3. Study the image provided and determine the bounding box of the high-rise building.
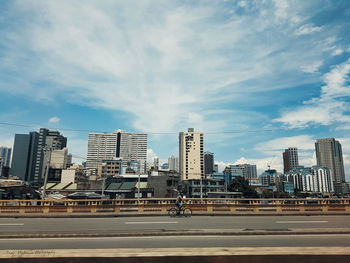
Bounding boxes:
[286,166,334,193]
[87,130,147,172]
[86,131,119,169]
[11,129,66,182]
[315,138,345,184]
[224,164,257,181]
[179,128,204,180]
[117,131,147,165]
[33,128,67,182]
[0,147,12,167]
[214,164,219,173]
[235,164,257,179]
[283,147,299,173]
[168,155,179,172]
[204,152,214,176]
[11,132,39,181]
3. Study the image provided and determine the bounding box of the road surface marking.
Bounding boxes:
[125,221,178,224]
[0,223,24,226]
[276,221,328,224]
[1,234,350,241]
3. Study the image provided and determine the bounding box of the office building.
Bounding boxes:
[283,147,299,173]
[315,138,345,184]
[168,155,179,172]
[48,148,70,181]
[286,166,334,193]
[153,157,159,170]
[86,131,119,169]
[33,128,67,182]
[259,169,277,186]
[224,164,257,181]
[0,147,11,178]
[214,164,219,173]
[11,129,66,183]
[179,128,204,180]
[204,152,214,176]
[0,147,12,167]
[11,132,39,181]
[87,130,147,173]
[235,164,257,179]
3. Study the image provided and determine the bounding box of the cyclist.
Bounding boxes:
[175,193,183,215]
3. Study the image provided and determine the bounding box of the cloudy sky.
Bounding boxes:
[0,0,349,179]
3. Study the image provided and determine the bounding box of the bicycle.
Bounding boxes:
[168,205,192,217]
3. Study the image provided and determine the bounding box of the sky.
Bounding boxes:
[0,0,349,179]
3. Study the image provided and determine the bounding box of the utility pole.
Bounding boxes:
[101,177,106,198]
[42,145,52,200]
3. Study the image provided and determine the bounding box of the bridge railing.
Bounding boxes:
[0,198,349,214]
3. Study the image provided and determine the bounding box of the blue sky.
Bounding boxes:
[0,0,349,179]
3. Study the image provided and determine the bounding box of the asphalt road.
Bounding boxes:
[1,235,350,249]
[0,215,349,234]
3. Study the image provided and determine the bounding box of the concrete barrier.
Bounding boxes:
[0,198,349,215]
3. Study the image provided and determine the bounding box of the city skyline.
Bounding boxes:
[3,126,348,181]
[0,1,349,179]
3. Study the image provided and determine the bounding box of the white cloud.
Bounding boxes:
[48,117,60,124]
[331,48,344,56]
[232,156,283,175]
[300,60,323,74]
[147,149,158,163]
[295,24,322,36]
[213,161,228,173]
[255,135,315,152]
[273,0,289,20]
[238,1,247,8]
[0,0,343,136]
[275,58,350,128]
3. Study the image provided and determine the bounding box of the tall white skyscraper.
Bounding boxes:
[87,130,147,172]
[86,131,119,169]
[179,128,204,180]
[117,131,147,164]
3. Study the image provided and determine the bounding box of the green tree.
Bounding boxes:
[228,176,258,198]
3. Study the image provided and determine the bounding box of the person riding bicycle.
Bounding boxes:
[175,193,183,215]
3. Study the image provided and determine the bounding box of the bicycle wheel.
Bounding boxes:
[182,207,192,217]
[168,208,178,217]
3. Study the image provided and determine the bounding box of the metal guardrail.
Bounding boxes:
[0,198,349,214]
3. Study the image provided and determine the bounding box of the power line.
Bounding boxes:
[0,121,306,135]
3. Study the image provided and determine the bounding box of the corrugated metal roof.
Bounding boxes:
[119,181,136,190]
[39,183,57,190]
[65,183,77,190]
[135,182,148,189]
[106,182,122,190]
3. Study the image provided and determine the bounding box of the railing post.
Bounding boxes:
[138,204,144,213]
[161,203,168,213]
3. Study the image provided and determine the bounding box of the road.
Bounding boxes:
[0,215,349,234]
[1,215,350,249]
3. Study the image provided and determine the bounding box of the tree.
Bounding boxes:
[228,176,258,198]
